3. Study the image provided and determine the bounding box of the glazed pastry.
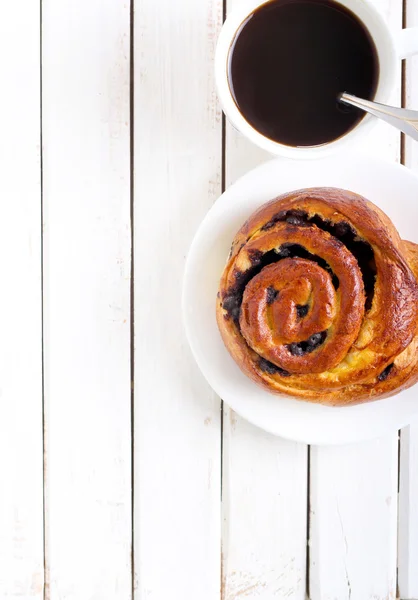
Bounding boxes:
[216,187,418,405]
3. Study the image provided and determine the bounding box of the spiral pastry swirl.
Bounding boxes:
[216,188,418,405]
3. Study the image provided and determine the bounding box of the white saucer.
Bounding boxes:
[183,153,418,445]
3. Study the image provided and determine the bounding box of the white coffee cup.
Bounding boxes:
[215,0,418,159]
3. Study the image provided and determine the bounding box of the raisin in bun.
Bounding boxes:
[216,187,418,406]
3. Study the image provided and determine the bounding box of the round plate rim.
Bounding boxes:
[182,152,418,445]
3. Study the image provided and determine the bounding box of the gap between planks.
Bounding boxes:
[40,0,48,594]
[130,0,136,596]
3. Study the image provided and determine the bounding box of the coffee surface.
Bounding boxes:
[228,0,379,147]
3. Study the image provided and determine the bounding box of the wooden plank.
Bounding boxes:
[133,0,222,598]
[310,0,401,597]
[0,1,43,597]
[223,134,308,600]
[221,2,308,599]
[398,4,418,597]
[399,423,418,600]
[310,438,398,600]
[225,126,271,187]
[222,409,308,600]
[42,1,132,597]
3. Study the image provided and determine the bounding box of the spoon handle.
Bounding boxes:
[340,92,418,141]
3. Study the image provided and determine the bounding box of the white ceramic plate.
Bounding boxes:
[183,153,418,445]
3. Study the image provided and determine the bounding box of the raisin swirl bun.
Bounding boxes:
[216,188,418,405]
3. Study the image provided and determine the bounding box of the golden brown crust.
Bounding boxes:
[216,187,418,406]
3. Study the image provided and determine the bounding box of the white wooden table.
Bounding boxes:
[2,0,418,598]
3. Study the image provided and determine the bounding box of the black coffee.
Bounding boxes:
[228,0,379,147]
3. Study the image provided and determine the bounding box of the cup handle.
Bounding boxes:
[396,27,418,59]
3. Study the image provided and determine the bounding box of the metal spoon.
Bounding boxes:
[339,92,418,141]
